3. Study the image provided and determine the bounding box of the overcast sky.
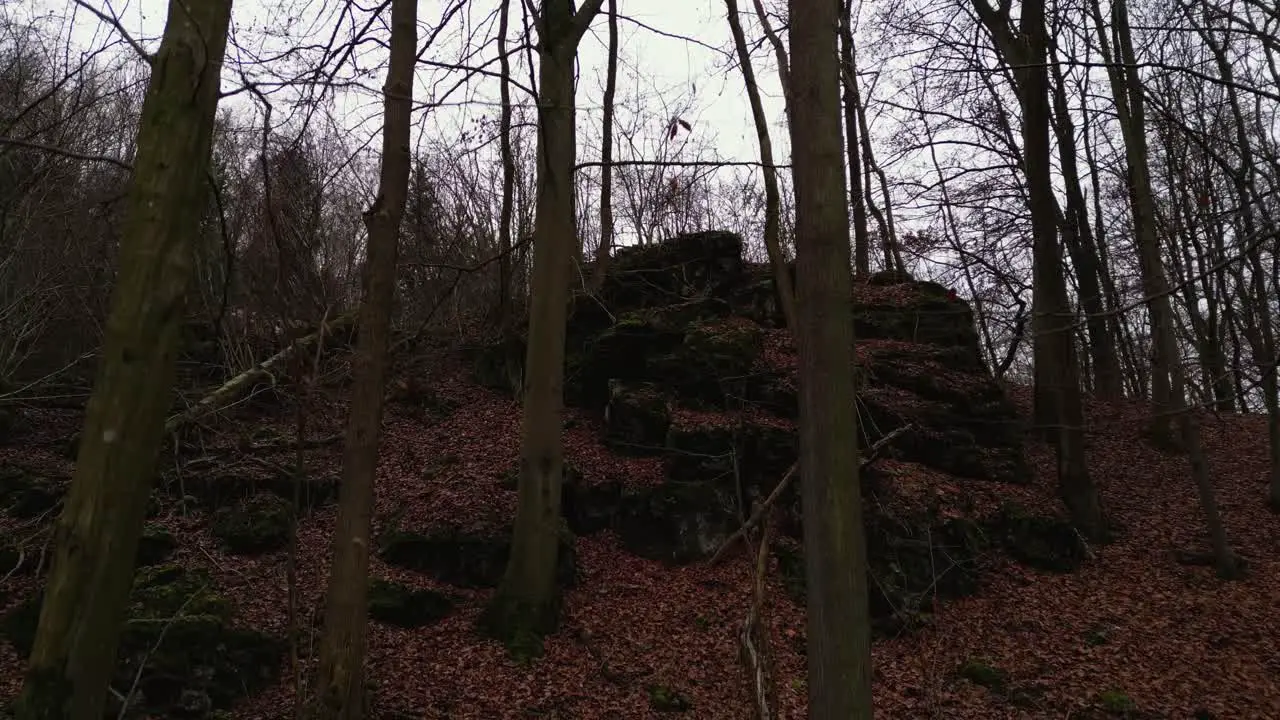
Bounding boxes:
[31,0,795,168]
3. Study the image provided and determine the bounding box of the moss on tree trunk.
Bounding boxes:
[14,1,233,718]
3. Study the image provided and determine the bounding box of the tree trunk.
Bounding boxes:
[14,1,233,717]
[587,0,618,292]
[972,0,1107,541]
[310,0,416,716]
[725,0,797,332]
[1107,0,1236,573]
[1047,51,1123,400]
[479,0,605,657]
[1088,0,1176,446]
[838,0,871,277]
[787,0,874,715]
[496,0,517,331]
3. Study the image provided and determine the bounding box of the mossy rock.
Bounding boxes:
[465,335,526,397]
[171,462,340,511]
[600,231,744,310]
[957,658,1008,689]
[604,381,672,456]
[868,268,916,285]
[0,465,65,519]
[648,320,763,407]
[2,565,283,718]
[615,480,737,563]
[379,525,577,589]
[367,579,454,628]
[647,684,693,713]
[852,300,977,348]
[561,473,622,536]
[0,404,18,444]
[775,513,988,636]
[988,503,1087,573]
[211,492,293,555]
[137,523,178,566]
[569,311,686,409]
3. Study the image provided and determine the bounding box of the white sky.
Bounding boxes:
[35,0,795,170]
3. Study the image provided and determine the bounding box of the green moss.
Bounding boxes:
[136,523,177,566]
[647,684,693,712]
[957,658,1007,689]
[367,579,454,628]
[379,525,577,589]
[4,565,284,718]
[211,492,293,555]
[989,502,1087,573]
[1098,689,1136,714]
[475,588,562,663]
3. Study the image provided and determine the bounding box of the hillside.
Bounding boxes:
[1,232,1277,719]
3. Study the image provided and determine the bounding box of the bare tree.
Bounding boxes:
[478,0,606,657]
[14,0,234,717]
[787,0,874,714]
[725,0,797,331]
[310,0,418,716]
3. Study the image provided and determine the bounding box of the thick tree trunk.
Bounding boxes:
[725,0,797,332]
[310,0,416,716]
[479,0,605,657]
[14,1,233,717]
[787,0,874,716]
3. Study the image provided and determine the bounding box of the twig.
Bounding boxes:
[707,422,914,566]
[740,514,776,720]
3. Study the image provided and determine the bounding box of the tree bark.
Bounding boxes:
[14,1,233,717]
[725,0,797,332]
[972,0,1107,541]
[496,0,517,331]
[1047,50,1123,400]
[478,0,606,657]
[838,0,871,276]
[310,0,416,716]
[787,0,874,715]
[586,0,618,292]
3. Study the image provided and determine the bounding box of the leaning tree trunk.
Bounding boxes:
[479,0,606,657]
[725,0,797,332]
[310,0,417,716]
[14,1,233,718]
[787,0,875,716]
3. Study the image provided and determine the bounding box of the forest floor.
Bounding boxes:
[2,346,1278,720]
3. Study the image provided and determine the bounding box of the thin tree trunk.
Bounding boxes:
[14,1,233,717]
[838,0,871,276]
[1088,0,1177,445]
[1107,0,1237,573]
[310,0,416,716]
[497,0,517,331]
[587,0,618,292]
[787,0,874,715]
[1048,49,1123,400]
[973,0,1107,541]
[725,0,797,332]
[479,0,606,656]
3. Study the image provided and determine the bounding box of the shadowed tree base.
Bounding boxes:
[476,589,562,663]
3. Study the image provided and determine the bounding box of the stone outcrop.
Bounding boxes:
[468,231,1079,629]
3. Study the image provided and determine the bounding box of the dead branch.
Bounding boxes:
[162,311,357,434]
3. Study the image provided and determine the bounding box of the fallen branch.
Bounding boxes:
[163,311,357,434]
[708,423,914,566]
[739,514,776,720]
